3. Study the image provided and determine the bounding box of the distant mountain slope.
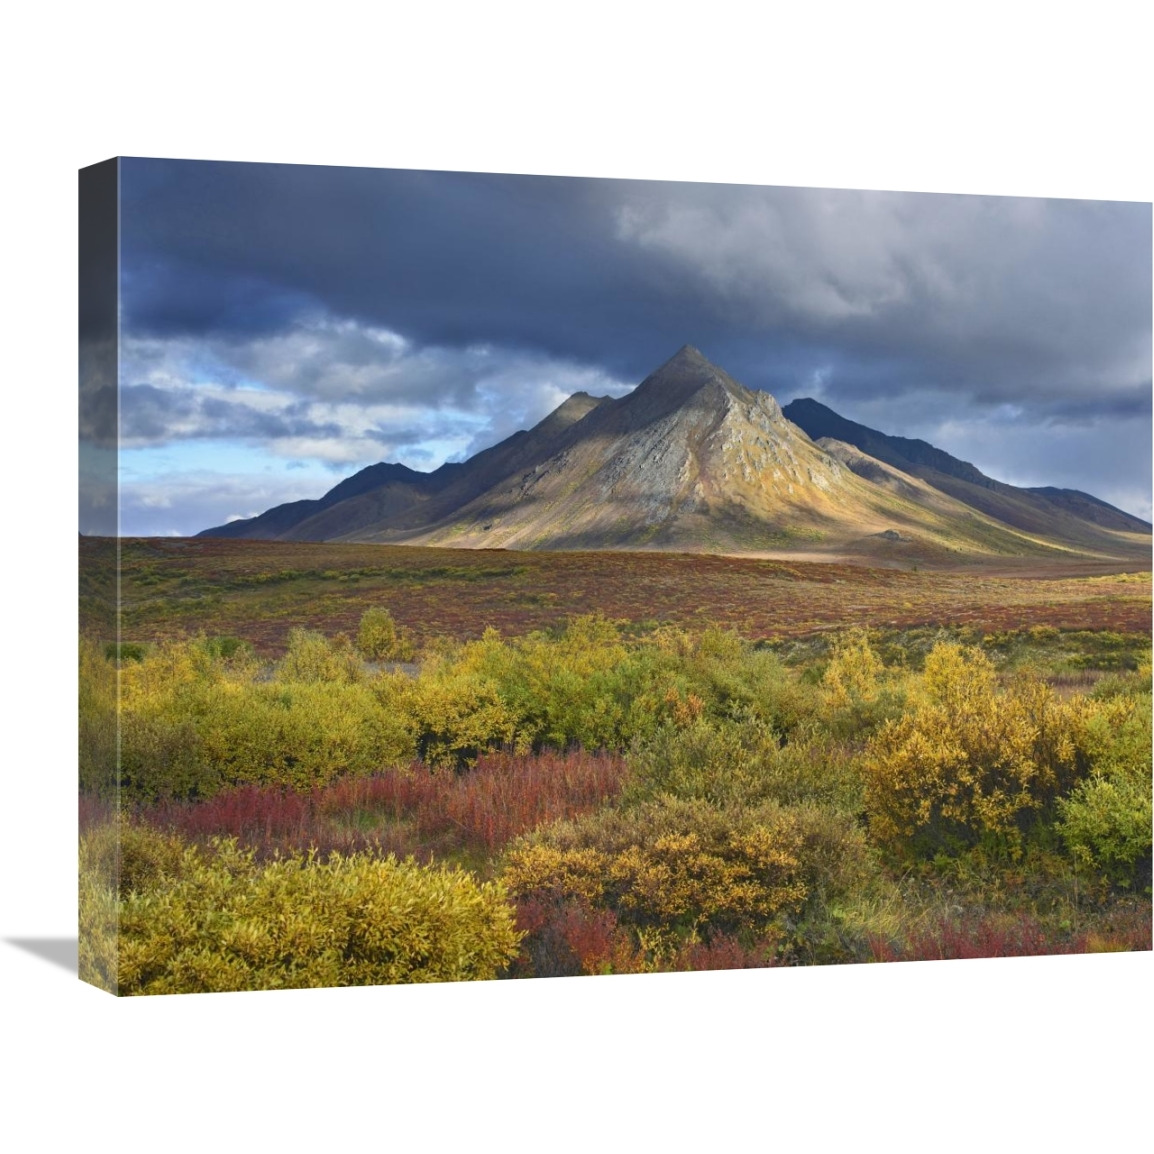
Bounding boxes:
[1025,486,1152,533]
[198,462,440,540]
[198,394,610,541]
[783,397,1152,539]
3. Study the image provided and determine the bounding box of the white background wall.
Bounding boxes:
[1,3,1149,1148]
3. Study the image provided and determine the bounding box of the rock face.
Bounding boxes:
[200,346,1150,561]
[399,346,862,551]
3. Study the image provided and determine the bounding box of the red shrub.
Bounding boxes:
[135,749,628,860]
[316,749,628,852]
[673,934,777,972]
[1075,903,1152,954]
[865,910,1151,963]
[79,793,115,834]
[508,897,642,978]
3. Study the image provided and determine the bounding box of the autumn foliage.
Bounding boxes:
[80,613,1152,992]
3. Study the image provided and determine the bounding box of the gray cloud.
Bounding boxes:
[115,159,1151,523]
[119,327,632,473]
[118,472,337,538]
[616,186,1150,402]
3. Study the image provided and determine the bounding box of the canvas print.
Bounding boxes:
[79,158,1152,995]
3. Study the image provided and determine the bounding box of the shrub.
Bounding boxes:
[670,933,776,972]
[356,607,415,663]
[277,628,364,684]
[625,715,780,806]
[863,643,1092,860]
[503,797,870,962]
[384,665,519,769]
[642,626,819,737]
[819,629,906,737]
[318,749,629,853]
[116,639,415,799]
[1058,695,1152,888]
[78,821,120,992]
[821,628,883,708]
[190,680,414,794]
[137,749,628,860]
[83,824,522,994]
[79,638,118,797]
[454,617,644,753]
[868,912,1080,962]
[507,897,644,978]
[626,715,864,812]
[369,619,821,769]
[198,635,253,662]
[105,641,148,663]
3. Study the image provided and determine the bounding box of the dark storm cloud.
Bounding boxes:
[116,159,1151,522]
[120,161,661,365]
[120,160,1151,408]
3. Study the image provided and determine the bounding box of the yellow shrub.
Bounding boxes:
[276,628,363,684]
[503,797,868,947]
[84,824,522,994]
[863,643,1091,858]
[385,666,519,768]
[119,659,415,799]
[78,821,120,992]
[191,680,415,791]
[821,628,884,711]
[500,844,610,905]
[356,607,415,663]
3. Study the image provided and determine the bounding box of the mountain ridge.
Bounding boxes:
[199,348,1149,563]
[782,397,1151,537]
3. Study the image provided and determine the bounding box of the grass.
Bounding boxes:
[82,535,1152,655]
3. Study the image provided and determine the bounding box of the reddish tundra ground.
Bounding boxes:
[82,536,1151,654]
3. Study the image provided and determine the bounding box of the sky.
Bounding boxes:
[107,158,1152,534]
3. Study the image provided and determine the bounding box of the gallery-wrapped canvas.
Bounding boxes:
[79,157,1152,995]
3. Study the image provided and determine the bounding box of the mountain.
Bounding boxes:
[200,461,442,541]
[200,347,1150,563]
[782,397,1152,538]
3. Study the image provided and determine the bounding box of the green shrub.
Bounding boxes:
[356,607,415,662]
[1058,696,1152,887]
[626,716,779,806]
[626,715,864,812]
[104,641,148,663]
[458,617,644,753]
[1090,656,1153,701]
[198,635,253,662]
[83,823,522,994]
[390,617,649,764]
[642,626,820,737]
[370,619,821,768]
